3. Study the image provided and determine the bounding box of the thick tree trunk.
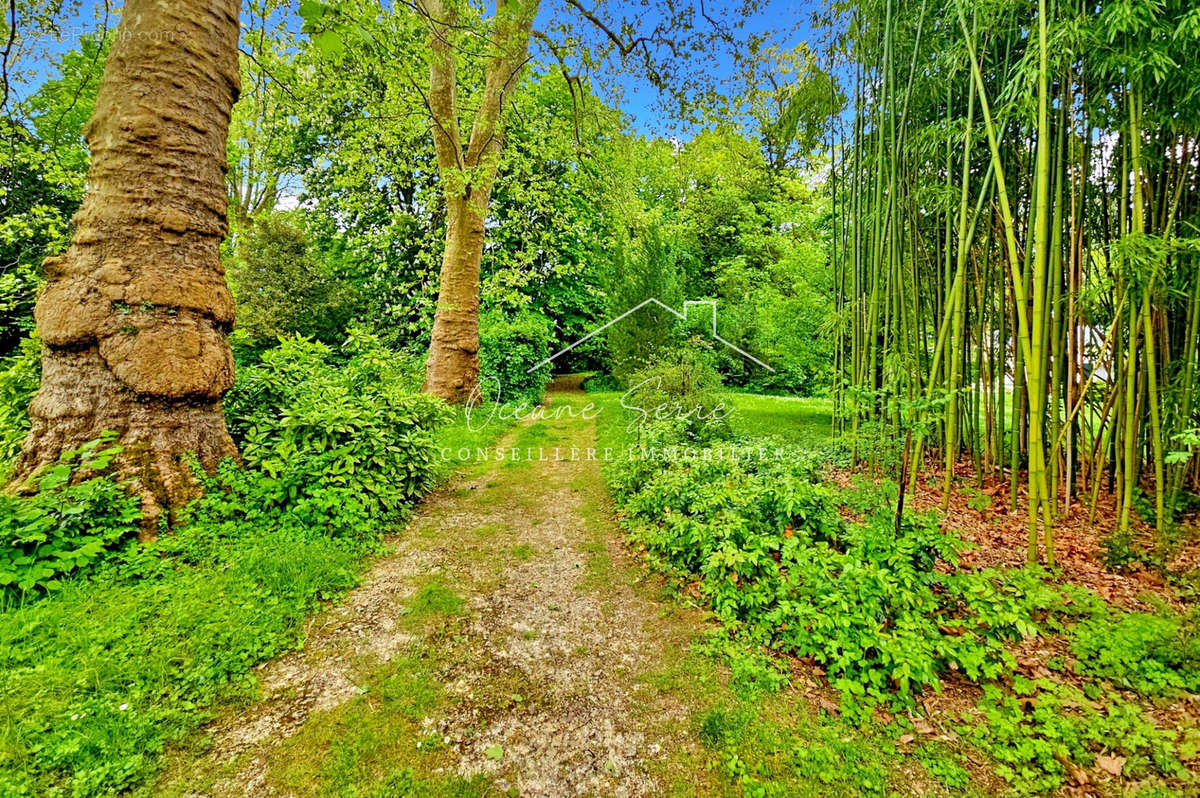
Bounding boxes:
[10,0,242,529]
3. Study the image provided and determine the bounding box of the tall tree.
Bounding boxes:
[296,0,757,402]
[10,0,242,527]
[418,0,539,403]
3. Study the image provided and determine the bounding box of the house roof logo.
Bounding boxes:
[528,298,774,373]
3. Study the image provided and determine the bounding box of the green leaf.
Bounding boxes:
[485,744,504,760]
[298,1,325,23]
[313,31,345,59]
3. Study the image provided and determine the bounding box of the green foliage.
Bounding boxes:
[604,388,1200,792]
[0,36,102,355]
[622,349,731,444]
[0,520,362,796]
[581,373,621,392]
[1070,609,1200,695]
[0,266,38,357]
[1101,527,1163,573]
[694,629,789,695]
[962,486,993,512]
[478,310,553,402]
[914,744,972,792]
[608,401,1038,719]
[964,677,1193,795]
[480,76,613,365]
[228,214,363,346]
[0,328,460,795]
[606,228,684,381]
[0,434,141,598]
[0,335,40,476]
[735,289,833,396]
[219,331,450,536]
[590,131,836,396]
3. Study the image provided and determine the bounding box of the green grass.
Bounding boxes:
[586,387,834,449]
[405,580,466,621]
[726,392,834,446]
[587,389,835,456]
[0,407,521,797]
[0,527,363,796]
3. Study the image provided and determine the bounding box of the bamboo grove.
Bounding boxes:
[828,0,1200,565]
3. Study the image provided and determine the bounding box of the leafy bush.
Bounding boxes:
[478,309,553,402]
[1070,609,1200,695]
[227,213,363,346]
[0,335,40,476]
[1099,528,1163,574]
[0,434,141,598]
[610,418,1038,716]
[622,349,731,444]
[716,289,833,397]
[219,331,450,536]
[581,372,620,392]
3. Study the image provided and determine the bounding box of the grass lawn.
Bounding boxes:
[587,389,835,450]
[726,392,834,446]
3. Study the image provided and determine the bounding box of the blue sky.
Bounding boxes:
[10,0,826,137]
[528,0,824,135]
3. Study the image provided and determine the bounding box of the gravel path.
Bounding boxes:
[168,382,698,797]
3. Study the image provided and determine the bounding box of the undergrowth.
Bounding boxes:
[596,356,1200,795]
[0,332,480,797]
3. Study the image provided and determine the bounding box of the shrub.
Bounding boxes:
[581,372,620,392]
[739,291,833,397]
[0,434,141,598]
[228,213,362,346]
[218,331,450,537]
[608,395,1039,717]
[622,348,731,444]
[478,309,553,402]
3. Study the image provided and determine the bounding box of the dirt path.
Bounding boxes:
[159,384,716,797]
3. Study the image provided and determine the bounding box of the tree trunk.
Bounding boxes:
[419,0,537,404]
[10,0,242,529]
[424,196,488,403]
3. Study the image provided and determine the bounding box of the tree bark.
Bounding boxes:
[420,0,537,404]
[10,0,242,529]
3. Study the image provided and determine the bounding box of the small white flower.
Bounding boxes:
[119,703,128,711]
